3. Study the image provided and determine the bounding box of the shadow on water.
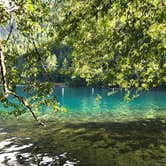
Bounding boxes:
[64,118,166,149]
[0,121,80,166]
[0,118,166,166]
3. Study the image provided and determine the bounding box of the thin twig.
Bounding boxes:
[31,37,48,73]
[5,21,14,44]
[31,37,59,102]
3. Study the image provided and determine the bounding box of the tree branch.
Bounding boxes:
[5,20,14,44]
[0,41,44,126]
[31,37,48,73]
[8,90,45,126]
[31,37,59,102]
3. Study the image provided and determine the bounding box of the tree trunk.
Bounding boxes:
[0,42,9,96]
[0,41,44,126]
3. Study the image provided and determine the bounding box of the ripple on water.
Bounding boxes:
[0,135,80,166]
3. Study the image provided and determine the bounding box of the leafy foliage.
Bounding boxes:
[57,0,166,90]
[0,0,166,119]
[0,0,59,120]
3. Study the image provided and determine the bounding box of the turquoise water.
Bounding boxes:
[0,88,166,166]
[0,87,166,120]
[0,87,166,121]
[52,88,166,121]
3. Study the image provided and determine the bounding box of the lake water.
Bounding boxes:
[0,88,166,165]
[54,88,166,121]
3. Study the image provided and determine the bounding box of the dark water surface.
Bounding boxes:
[0,88,166,165]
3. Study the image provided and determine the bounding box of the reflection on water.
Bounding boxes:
[53,88,166,121]
[0,88,166,121]
[0,130,80,166]
[0,88,166,165]
[0,118,166,166]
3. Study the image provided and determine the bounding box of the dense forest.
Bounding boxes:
[0,0,166,120]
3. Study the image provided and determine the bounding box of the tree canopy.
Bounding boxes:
[0,0,59,122]
[0,0,166,120]
[57,0,166,89]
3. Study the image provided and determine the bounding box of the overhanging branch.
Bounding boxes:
[0,41,44,126]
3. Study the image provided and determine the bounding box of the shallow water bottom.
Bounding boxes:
[0,116,166,166]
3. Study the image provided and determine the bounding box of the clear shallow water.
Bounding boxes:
[53,88,166,122]
[1,87,166,121]
[0,88,166,166]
